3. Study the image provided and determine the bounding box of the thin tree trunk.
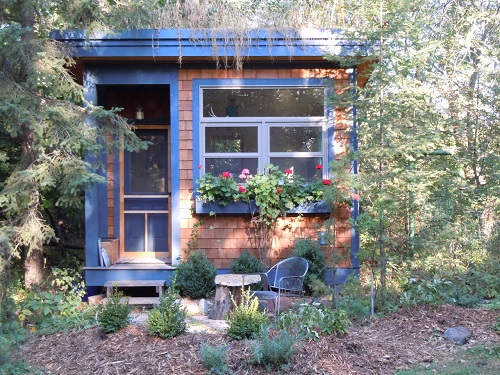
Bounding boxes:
[20,0,44,288]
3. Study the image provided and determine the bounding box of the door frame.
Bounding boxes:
[83,65,180,267]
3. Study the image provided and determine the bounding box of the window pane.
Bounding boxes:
[128,133,167,194]
[270,126,322,152]
[205,158,258,177]
[203,88,324,117]
[205,127,258,153]
[270,157,323,180]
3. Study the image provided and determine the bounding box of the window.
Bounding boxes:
[199,83,330,180]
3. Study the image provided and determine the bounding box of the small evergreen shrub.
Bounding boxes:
[173,250,217,299]
[279,302,350,341]
[249,327,298,371]
[147,289,187,339]
[230,249,265,274]
[97,289,131,333]
[226,288,269,340]
[199,342,231,375]
[291,238,326,295]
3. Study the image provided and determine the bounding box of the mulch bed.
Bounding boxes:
[12,304,499,374]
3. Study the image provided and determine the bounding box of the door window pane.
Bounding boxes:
[203,88,325,117]
[127,132,167,194]
[270,126,323,153]
[124,213,145,252]
[205,127,258,153]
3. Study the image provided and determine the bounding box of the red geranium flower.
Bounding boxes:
[276,187,283,194]
[221,171,231,178]
[284,169,293,175]
[316,164,323,170]
[322,179,332,185]
[238,185,246,193]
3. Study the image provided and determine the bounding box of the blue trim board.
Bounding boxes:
[349,69,360,271]
[51,29,372,60]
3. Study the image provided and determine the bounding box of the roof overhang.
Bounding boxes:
[51,28,372,66]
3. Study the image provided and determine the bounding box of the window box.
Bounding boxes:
[195,200,258,215]
[195,200,331,215]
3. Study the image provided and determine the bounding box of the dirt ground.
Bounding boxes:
[12,303,499,374]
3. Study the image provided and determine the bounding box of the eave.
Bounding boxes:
[51,28,372,67]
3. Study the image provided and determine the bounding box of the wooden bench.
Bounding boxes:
[104,280,166,299]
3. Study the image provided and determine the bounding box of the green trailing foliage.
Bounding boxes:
[199,342,231,375]
[147,288,187,339]
[291,238,327,295]
[97,289,131,333]
[226,287,269,340]
[173,250,217,299]
[249,327,298,371]
[279,302,350,341]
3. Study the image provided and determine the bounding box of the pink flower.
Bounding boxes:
[198,164,203,169]
[316,164,323,170]
[221,171,231,178]
[322,179,332,185]
[238,185,246,193]
[284,169,293,175]
[241,168,250,174]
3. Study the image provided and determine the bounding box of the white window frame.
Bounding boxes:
[199,84,330,179]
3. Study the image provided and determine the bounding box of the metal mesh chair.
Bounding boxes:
[243,257,308,320]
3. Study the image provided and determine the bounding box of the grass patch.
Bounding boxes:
[397,345,500,375]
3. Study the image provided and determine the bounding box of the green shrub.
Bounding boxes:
[199,342,231,375]
[147,289,187,339]
[226,288,269,340]
[291,238,326,295]
[336,275,371,321]
[230,250,265,274]
[97,289,131,333]
[174,250,217,299]
[249,327,298,371]
[279,302,350,341]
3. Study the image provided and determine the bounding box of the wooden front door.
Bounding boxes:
[120,128,170,259]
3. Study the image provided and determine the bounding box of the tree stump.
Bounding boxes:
[209,274,260,320]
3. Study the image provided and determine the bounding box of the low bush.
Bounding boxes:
[291,238,326,295]
[147,289,187,339]
[249,327,298,371]
[230,249,265,274]
[226,288,269,340]
[279,302,350,341]
[97,289,131,333]
[199,342,231,375]
[174,250,217,299]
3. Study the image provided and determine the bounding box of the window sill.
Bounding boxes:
[195,200,331,215]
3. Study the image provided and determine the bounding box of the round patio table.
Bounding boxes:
[209,274,260,320]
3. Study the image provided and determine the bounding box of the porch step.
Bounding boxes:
[102,296,160,306]
[104,279,166,298]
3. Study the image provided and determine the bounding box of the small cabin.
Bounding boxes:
[52,29,368,293]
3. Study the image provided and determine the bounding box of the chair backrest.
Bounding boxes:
[267,257,308,289]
